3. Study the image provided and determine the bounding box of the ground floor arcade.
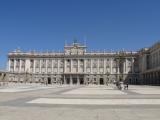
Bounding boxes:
[7,73,139,85]
[141,71,160,85]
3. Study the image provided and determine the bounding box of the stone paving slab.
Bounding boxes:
[27,98,160,105]
[0,86,58,92]
[0,84,160,120]
[0,106,160,120]
[0,83,72,92]
[130,89,160,94]
[62,89,127,95]
[62,85,127,95]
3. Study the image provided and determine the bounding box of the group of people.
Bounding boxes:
[115,81,128,90]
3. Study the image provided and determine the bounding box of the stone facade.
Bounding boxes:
[138,41,160,85]
[7,41,139,85]
[0,70,8,83]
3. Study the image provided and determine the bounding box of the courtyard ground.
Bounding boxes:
[0,83,160,120]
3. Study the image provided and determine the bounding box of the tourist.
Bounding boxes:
[126,83,128,90]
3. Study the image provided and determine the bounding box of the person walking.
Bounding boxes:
[126,83,128,90]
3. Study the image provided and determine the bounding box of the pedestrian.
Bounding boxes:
[126,83,128,90]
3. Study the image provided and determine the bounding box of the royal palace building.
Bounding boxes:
[7,41,140,85]
[138,42,160,85]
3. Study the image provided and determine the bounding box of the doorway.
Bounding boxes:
[66,78,70,84]
[80,78,84,85]
[72,78,77,84]
[47,77,51,84]
[100,78,104,85]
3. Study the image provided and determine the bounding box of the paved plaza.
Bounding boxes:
[0,83,160,120]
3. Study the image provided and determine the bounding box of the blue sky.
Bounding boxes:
[0,0,160,69]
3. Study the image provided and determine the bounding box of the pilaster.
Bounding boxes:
[64,59,66,73]
[77,75,80,85]
[14,59,16,72]
[77,59,79,73]
[19,59,22,72]
[57,59,59,74]
[70,59,72,73]
[40,59,42,73]
[84,59,86,73]
[70,75,73,85]
[97,59,99,74]
[33,59,36,73]
[91,59,93,74]
[52,60,54,74]
[46,59,47,74]
[132,58,134,73]
[103,59,106,74]
[8,59,11,71]
[110,58,113,74]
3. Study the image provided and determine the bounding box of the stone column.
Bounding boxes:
[70,59,72,73]
[125,58,127,73]
[33,59,36,73]
[110,58,113,74]
[77,59,79,73]
[103,59,106,74]
[117,59,120,74]
[57,59,59,74]
[70,75,73,85]
[46,59,47,74]
[19,59,22,72]
[52,60,54,74]
[91,59,93,74]
[64,59,66,73]
[14,59,16,72]
[132,58,134,73]
[84,59,86,73]
[84,75,86,85]
[40,59,42,73]
[8,59,11,71]
[77,75,80,85]
[64,75,66,84]
[97,59,99,74]
[123,58,126,74]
